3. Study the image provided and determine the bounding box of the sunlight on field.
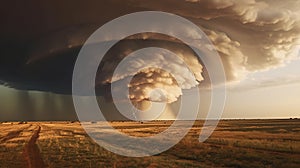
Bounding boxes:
[0,120,299,167]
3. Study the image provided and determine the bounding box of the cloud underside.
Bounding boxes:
[97,0,300,103]
[1,0,300,103]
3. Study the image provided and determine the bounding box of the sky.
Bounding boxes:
[224,56,300,119]
[0,58,299,120]
[0,0,300,121]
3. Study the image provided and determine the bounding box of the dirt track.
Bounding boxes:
[22,125,45,168]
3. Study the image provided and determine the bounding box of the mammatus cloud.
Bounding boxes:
[0,0,299,104]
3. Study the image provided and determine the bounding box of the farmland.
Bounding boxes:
[0,119,299,167]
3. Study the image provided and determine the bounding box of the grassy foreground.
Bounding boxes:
[0,119,299,167]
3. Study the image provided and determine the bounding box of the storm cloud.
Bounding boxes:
[0,0,299,104]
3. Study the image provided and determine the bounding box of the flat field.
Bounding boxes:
[0,119,299,167]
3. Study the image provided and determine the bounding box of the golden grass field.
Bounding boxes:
[0,119,299,168]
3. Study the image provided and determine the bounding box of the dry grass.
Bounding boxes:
[0,119,299,167]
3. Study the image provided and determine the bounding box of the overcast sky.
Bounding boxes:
[0,0,299,120]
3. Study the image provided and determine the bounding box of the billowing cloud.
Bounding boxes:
[0,0,299,104]
[96,41,203,103]
[130,0,300,80]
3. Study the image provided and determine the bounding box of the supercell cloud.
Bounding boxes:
[0,0,300,104]
[95,37,204,103]
[131,0,300,80]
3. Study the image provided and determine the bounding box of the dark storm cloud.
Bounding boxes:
[131,0,300,80]
[0,0,299,103]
